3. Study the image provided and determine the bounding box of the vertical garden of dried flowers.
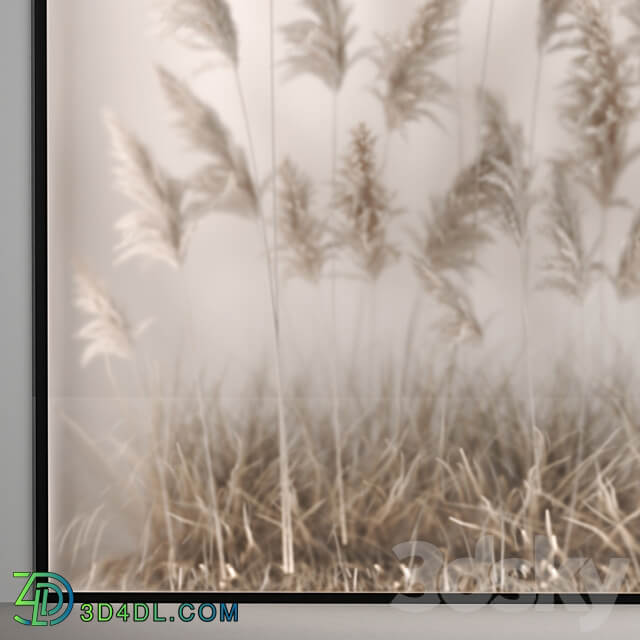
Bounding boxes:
[65,0,640,592]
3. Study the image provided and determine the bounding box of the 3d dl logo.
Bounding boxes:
[13,572,74,626]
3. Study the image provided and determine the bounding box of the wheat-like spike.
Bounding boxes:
[74,267,151,367]
[559,0,637,206]
[157,67,257,218]
[539,163,600,302]
[105,112,190,269]
[477,89,533,246]
[280,0,361,92]
[333,122,402,279]
[615,213,640,299]
[277,158,329,282]
[161,0,238,66]
[537,0,574,51]
[372,0,458,132]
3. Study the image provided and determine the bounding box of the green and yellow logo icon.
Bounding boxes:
[13,572,74,626]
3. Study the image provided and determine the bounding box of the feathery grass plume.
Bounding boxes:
[409,147,491,464]
[530,0,574,172]
[162,0,238,66]
[412,265,483,345]
[410,183,486,347]
[74,267,150,367]
[537,0,574,51]
[333,123,401,279]
[615,213,640,299]
[475,89,540,482]
[414,191,493,275]
[105,113,192,269]
[280,0,361,92]
[453,93,526,222]
[372,0,458,132]
[277,158,329,282]
[477,89,533,246]
[157,67,257,218]
[560,0,638,206]
[539,163,601,302]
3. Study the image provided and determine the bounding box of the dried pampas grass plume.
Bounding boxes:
[537,0,574,51]
[333,123,401,279]
[162,0,238,66]
[372,0,458,132]
[105,112,191,269]
[539,163,600,302]
[615,213,640,299]
[477,89,533,246]
[410,173,488,347]
[74,267,152,367]
[560,0,637,206]
[412,265,483,346]
[277,158,328,282]
[157,67,257,218]
[280,0,361,92]
[415,191,492,276]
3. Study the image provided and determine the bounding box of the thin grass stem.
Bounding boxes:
[456,4,464,170]
[563,298,588,554]
[183,279,227,583]
[438,344,459,487]
[233,29,294,573]
[369,278,378,401]
[529,50,544,166]
[329,89,348,546]
[473,0,495,258]
[520,237,539,490]
[597,205,610,370]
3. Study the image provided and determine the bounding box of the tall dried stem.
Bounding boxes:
[455,3,464,169]
[232,65,295,575]
[475,90,540,477]
[280,0,359,548]
[478,0,494,116]
[529,51,543,164]
[563,297,588,554]
[520,236,539,487]
[182,276,228,583]
[72,267,182,586]
[105,102,230,582]
[473,0,495,257]
[329,92,348,546]
[438,344,458,468]
[539,164,598,548]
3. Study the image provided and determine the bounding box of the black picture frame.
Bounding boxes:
[31,0,638,606]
